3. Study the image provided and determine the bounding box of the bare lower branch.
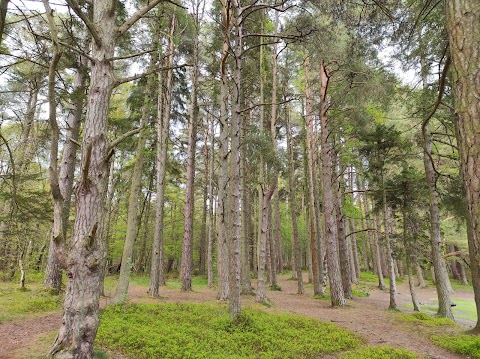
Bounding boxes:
[106,48,157,62]
[114,64,189,87]
[65,0,101,46]
[117,0,164,36]
[107,127,142,152]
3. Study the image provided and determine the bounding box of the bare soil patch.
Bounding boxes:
[0,275,474,359]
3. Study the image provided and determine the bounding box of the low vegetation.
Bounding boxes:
[95,302,417,358]
[398,312,456,327]
[432,334,480,358]
[339,346,419,359]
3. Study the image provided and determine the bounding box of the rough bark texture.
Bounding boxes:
[333,166,352,299]
[44,61,86,293]
[304,59,322,295]
[287,110,304,294]
[384,202,397,310]
[114,63,155,303]
[403,211,420,311]
[50,1,116,355]
[256,183,275,303]
[422,124,453,318]
[180,10,199,292]
[446,0,480,328]
[320,63,345,306]
[207,113,215,288]
[150,18,175,296]
[217,1,231,301]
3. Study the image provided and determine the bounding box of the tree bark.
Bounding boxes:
[256,181,276,303]
[44,60,86,293]
[150,17,175,296]
[287,109,304,294]
[180,9,199,292]
[304,58,322,295]
[0,0,9,45]
[207,112,215,289]
[416,264,426,288]
[50,0,117,355]
[446,0,480,327]
[217,1,231,301]
[403,211,420,311]
[114,60,156,303]
[320,63,345,306]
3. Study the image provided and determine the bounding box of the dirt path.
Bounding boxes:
[0,275,475,359]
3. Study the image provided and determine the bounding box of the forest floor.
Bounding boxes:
[0,273,476,359]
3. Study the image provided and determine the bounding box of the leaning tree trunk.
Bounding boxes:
[150,17,175,296]
[50,2,116,356]
[320,63,345,306]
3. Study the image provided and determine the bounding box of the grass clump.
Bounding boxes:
[398,312,456,327]
[432,334,480,358]
[339,346,419,358]
[352,289,369,297]
[269,284,282,291]
[0,285,62,322]
[97,302,363,358]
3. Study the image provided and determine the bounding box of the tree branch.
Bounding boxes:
[114,64,189,87]
[65,0,102,46]
[107,127,142,153]
[106,48,157,62]
[117,0,165,36]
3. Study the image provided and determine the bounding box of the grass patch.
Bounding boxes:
[352,289,369,297]
[432,334,480,358]
[339,345,419,358]
[404,298,478,322]
[398,312,456,327]
[269,284,282,291]
[0,283,62,322]
[97,302,363,358]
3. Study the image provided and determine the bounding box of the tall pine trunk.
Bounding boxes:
[320,63,345,306]
[150,17,175,296]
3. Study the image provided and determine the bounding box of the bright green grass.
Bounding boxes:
[404,298,477,322]
[96,303,364,358]
[339,346,419,359]
[432,334,480,358]
[398,312,456,327]
[0,282,62,322]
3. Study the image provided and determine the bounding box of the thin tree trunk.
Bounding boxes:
[0,0,9,45]
[207,112,215,288]
[403,211,420,311]
[333,163,352,299]
[304,58,322,295]
[383,191,397,309]
[44,61,86,292]
[286,107,303,294]
[256,182,276,303]
[114,59,156,303]
[320,63,345,306]
[416,264,426,288]
[349,218,360,282]
[372,209,386,289]
[150,18,175,296]
[217,3,231,301]
[180,9,200,292]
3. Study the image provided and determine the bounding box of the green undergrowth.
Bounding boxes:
[0,282,62,322]
[404,298,478,322]
[339,345,419,358]
[398,312,456,327]
[96,302,364,358]
[432,334,480,358]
